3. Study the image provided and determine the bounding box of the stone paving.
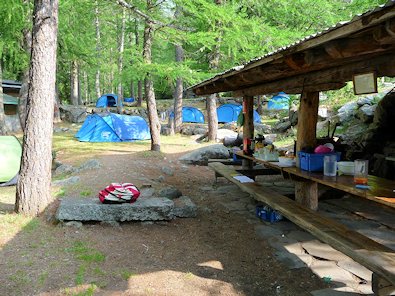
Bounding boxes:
[208,176,395,295]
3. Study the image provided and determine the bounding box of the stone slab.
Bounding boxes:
[311,287,363,296]
[56,197,174,222]
[302,240,351,262]
[310,261,359,289]
[337,260,372,282]
[171,196,197,218]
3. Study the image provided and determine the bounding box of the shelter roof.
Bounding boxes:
[190,1,395,96]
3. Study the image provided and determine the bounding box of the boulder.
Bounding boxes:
[54,164,77,176]
[338,101,358,114]
[158,186,182,199]
[289,108,298,126]
[273,120,291,133]
[216,129,238,141]
[193,127,208,135]
[356,104,376,123]
[180,125,195,136]
[161,166,174,176]
[60,105,87,123]
[179,144,230,165]
[254,123,272,134]
[161,126,173,136]
[78,159,102,171]
[52,176,80,186]
[171,196,197,218]
[357,96,374,106]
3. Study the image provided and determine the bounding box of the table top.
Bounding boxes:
[235,151,395,208]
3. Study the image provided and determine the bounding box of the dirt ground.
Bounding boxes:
[0,131,331,296]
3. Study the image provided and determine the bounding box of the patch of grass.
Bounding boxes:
[37,271,48,287]
[120,269,137,280]
[9,270,31,287]
[184,272,194,279]
[79,189,92,197]
[54,187,66,197]
[66,241,106,263]
[75,265,86,285]
[92,267,106,276]
[22,217,40,233]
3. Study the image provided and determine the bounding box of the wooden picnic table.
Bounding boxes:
[235,151,395,209]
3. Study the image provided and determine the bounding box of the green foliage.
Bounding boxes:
[66,241,106,263]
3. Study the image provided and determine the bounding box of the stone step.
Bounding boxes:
[56,197,196,222]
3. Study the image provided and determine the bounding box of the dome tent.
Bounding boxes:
[170,106,205,123]
[76,113,150,142]
[0,136,22,186]
[217,104,261,123]
[268,92,289,110]
[124,97,135,103]
[96,94,122,108]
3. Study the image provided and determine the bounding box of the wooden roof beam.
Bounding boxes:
[233,52,395,96]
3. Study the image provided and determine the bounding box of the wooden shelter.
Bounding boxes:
[190,1,395,206]
[190,2,395,294]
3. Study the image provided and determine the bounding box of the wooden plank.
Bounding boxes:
[207,162,395,286]
[283,167,395,208]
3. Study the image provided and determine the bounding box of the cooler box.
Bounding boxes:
[298,151,341,172]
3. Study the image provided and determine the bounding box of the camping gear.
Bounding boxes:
[169,106,204,123]
[95,94,121,108]
[323,155,337,177]
[267,92,289,110]
[75,113,150,142]
[256,205,283,222]
[354,159,369,185]
[314,145,333,154]
[98,183,140,203]
[124,97,135,103]
[217,104,261,124]
[278,156,296,167]
[0,136,22,185]
[298,151,341,172]
[337,161,355,175]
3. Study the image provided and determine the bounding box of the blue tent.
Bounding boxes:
[96,94,122,108]
[268,92,289,110]
[124,97,135,103]
[170,106,205,123]
[75,113,150,142]
[217,104,261,123]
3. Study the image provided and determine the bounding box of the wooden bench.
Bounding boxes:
[208,162,395,295]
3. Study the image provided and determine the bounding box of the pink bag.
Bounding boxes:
[98,183,140,204]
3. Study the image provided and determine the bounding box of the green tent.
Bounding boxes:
[0,136,22,183]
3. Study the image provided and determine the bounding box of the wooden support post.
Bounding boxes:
[242,95,254,169]
[295,91,319,210]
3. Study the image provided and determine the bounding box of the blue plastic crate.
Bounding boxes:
[256,206,283,223]
[298,151,341,172]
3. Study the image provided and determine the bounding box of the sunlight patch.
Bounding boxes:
[197,260,224,270]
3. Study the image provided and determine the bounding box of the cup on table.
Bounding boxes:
[323,155,337,177]
[354,159,368,185]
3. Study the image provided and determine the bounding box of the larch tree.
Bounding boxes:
[173,6,184,134]
[0,61,5,135]
[117,7,126,113]
[95,0,102,98]
[15,0,59,216]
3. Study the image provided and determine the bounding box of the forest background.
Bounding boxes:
[0,0,388,104]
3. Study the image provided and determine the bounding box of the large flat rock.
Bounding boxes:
[56,197,175,222]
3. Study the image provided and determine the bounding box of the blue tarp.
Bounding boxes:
[217,104,261,123]
[170,106,205,123]
[75,113,151,142]
[268,92,289,110]
[96,94,122,108]
[124,97,135,103]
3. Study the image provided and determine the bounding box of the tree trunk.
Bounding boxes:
[257,95,264,115]
[130,81,135,98]
[207,94,218,141]
[137,80,143,107]
[70,60,79,105]
[117,7,126,113]
[84,71,88,105]
[16,0,59,216]
[95,0,101,98]
[206,0,222,141]
[135,20,143,107]
[77,64,82,105]
[53,84,61,123]
[143,16,161,151]
[0,60,6,135]
[173,6,184,134]
[19,26,32,131]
